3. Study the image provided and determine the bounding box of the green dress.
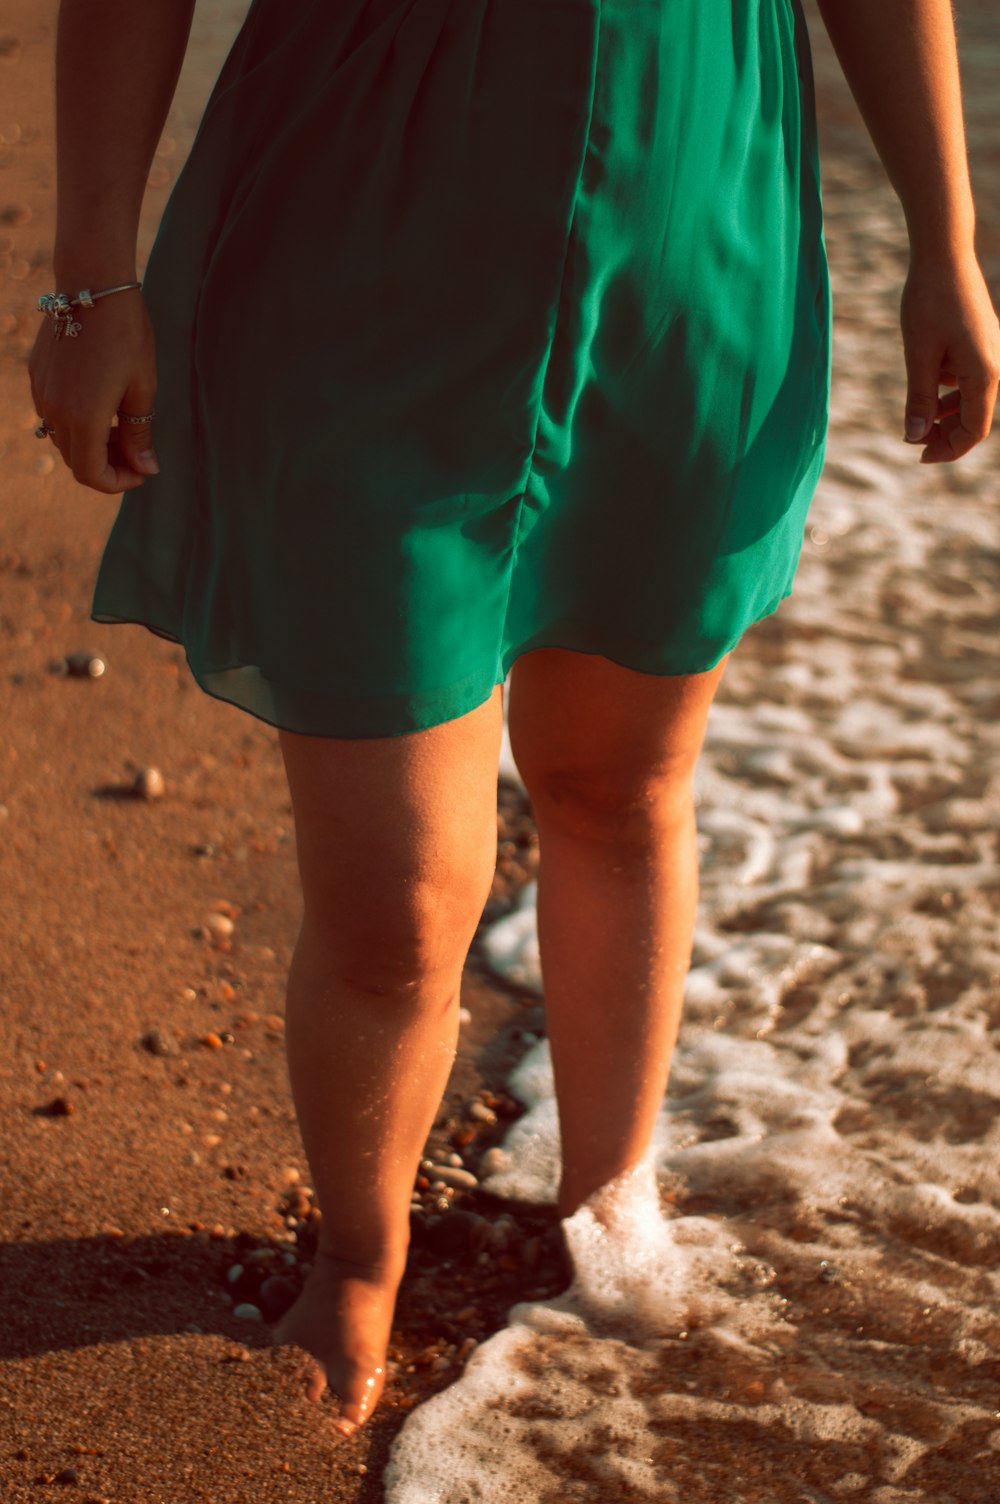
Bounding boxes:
[91,0,832,739]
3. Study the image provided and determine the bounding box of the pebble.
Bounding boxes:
[423,1163,478,1191]
[487,1214,520,1253]
[64,650,106,678]
[424,1209,492,1257]
[227,1263,244,1283]
[232,1303,262,1321]
[521,1235,542,1271]
[209,898,240,919]
[479,1147,508,1176]
[204,912,234,940]
[466,1100,497,1125]
[133,766,164,799]
[139,1028,175,1056]
[258,1274,299,1320]
[458,1007,472,1025]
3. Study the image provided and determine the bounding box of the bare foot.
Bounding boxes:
[556,1156,661,1238]
[271,1249,406,1435]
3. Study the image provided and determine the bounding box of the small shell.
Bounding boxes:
[65,650,106,678]
[204,912,234,939]
[133,766,165,799]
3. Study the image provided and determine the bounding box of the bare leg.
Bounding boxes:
[505,648,728,1224]
[271,687,503,1433]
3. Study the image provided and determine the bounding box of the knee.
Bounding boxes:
[524,762,697,845]
[298,859,495,997]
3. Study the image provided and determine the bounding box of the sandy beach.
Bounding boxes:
[1,1,998,1500]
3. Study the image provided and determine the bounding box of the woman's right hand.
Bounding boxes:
[28,286,160,494]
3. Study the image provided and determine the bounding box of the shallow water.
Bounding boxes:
[383,3,1000,1500]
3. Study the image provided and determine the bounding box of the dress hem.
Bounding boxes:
[89,585,794,741]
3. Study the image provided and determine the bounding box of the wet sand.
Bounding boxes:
[1,1,998,1500]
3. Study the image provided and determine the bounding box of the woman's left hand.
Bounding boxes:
[900,248,1000,463]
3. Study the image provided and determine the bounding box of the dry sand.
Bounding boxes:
[1,2,998,1501]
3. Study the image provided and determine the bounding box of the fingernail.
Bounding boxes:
[139,449,161,473]
[904,416,928,442]
[333,1417,358,1437]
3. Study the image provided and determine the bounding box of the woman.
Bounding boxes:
[29,0,999,1439]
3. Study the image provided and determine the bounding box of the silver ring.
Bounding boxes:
[118,410,156,423]
[34,420,55,439]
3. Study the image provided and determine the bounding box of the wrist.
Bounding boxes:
[907,234,982,281]
[53,238,139,290]
[904,200,977,270]
[50,268,140,293]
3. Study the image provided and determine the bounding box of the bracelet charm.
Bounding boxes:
[38,292,82,339]
[37,280,142,339]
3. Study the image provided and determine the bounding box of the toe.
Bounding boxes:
[334,1361,386,1432]
[305,1359,328,1405]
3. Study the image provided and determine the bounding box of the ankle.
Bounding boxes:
[315,1242,410,1280]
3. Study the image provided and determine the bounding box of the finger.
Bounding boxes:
[954,367,998,454]
[116,379,159,475]
[115,414,161,475]
[903,343,944,444]
[921,381,994,463]
[917,408,968,466]
[106,422,156,488]
[50,427,73,474]
[68,419,149,494]
[916,387,962,443]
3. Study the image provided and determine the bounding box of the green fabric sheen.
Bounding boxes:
[91,0,832,739]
